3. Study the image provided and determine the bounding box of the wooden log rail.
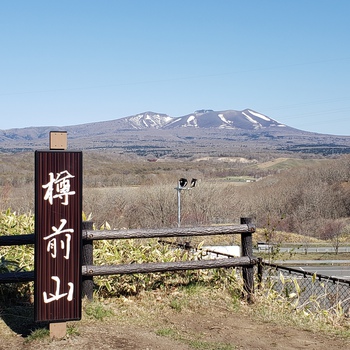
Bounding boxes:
[0,258,258,281]
[83,257,258,276]
[0,218,257,301]
[81,224,255,240]
[0,234,34,246]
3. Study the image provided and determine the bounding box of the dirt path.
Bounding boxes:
[1,306,349,350]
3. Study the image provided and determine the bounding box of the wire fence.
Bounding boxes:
[260,262,350,314]
[165,242,350,314]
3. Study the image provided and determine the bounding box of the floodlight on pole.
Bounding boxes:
[176,178,197,227]
[179,178,188,188]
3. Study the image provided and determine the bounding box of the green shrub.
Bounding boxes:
[93,237,210,297]
[0,209,34,303]
[0,209,34,271]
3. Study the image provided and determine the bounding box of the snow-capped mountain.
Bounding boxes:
[111,109,286,131]
[124,112,173,129]
[1,108,349,156]
[0,108,293,146]
[162,109,286,130]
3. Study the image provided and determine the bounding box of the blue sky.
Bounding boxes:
[1,0,349,135]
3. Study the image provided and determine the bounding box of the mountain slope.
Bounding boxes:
[124,112,173,129]
[164,109,286,130]
[1,108,349,157]
[0,109,289,140]
[0,109,290,136]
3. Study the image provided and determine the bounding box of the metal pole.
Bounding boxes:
[177,185,181,227]
[257,258,263,290]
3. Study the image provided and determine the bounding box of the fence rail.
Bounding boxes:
[0,234,34,246]
[0,219,257,300]
[2,223,350,312]
[82,224,255,240]
[83,257,258,276]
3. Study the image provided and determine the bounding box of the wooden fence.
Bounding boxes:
[0,218,258,300]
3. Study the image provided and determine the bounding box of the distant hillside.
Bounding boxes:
[1,108,350,157]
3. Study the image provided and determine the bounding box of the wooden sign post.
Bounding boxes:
[34,132,82,338]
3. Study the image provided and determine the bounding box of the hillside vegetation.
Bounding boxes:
[1,152,350,345]
[1,152,350,245]
[1,207,350,347]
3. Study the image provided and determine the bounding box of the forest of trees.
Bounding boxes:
[1,152,350,245]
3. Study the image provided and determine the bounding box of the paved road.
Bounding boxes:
[272,261,350,280]
[259,245,350,280]
[296,265,350,280]
[279,246,350,253]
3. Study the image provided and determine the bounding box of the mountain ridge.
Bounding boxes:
[0,108,292,135]
[1,108,349,157]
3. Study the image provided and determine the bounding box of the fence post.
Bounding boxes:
[257,257,263,290]
[82,221,94,300]
[240,217,254,302]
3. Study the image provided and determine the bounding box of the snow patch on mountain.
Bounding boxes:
[185,115,198,127]
[218,113,235,129]
[247,110,270,121]
[218,113,232,125]
[127,113,173,129]
[242,112,262,129]
[245,110,286,128]
[166,117,182,127]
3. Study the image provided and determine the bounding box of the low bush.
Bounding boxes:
[1,210,350,337]
[0,209,34,303]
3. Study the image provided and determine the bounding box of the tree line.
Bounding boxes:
[1,152,350,245]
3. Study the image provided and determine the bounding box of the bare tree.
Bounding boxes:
[319,219,347,254]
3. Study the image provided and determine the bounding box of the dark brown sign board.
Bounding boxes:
[34,150,82,322]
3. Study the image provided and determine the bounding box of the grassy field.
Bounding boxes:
[256,157,329,171]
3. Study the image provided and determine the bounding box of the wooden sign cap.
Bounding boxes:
[50,131,68,150]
